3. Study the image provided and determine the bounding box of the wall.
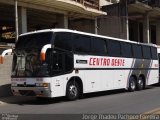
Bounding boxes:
[69,19,95,34]
[100,0,112,6]
[0,55,13,97]
[98,2,128,39]
[156,21,160,45]
[100,0,120,6]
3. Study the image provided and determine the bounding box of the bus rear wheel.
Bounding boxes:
[137,77,145,90]
[128,77,136,92]
[66,81,80,100]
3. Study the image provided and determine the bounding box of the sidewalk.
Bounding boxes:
[143,108,160,115]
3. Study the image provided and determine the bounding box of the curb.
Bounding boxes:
[0,101,7,105]
[143,108,160,115]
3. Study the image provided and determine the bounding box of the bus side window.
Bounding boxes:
[151,47,158,60]
[48,50,73,75]
[132,44,143,59]
[107,40,121,57]
[65,52,73,72]
[91,37,107,55]
[121,42,132,58]
[72,34,91,54]
[51,52,64,71]
[142,46,151,59]
[54,32,72,51]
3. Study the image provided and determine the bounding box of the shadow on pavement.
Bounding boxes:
[0,83,159,105]
[0,84,12,97]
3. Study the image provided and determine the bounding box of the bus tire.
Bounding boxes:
[128,76,136,92]
[66,81,80,101]
[137,77,144,90]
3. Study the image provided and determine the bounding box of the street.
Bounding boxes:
[0,84,160,115]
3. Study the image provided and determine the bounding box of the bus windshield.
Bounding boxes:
[12,32,54,77]
[12,32,73,77]
[16,32,53,49]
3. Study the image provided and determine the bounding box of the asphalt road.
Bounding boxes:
[0,84,160,115]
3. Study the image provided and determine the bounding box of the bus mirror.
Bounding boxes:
[0,49,12,64]
[40,52,46,61]
[0,56,3,64]
[40,44,51,61]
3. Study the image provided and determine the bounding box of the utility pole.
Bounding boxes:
[15,0,18,42]
[95,17,98,34]
[126,0,129,40]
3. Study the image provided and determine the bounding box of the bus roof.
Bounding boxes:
[20,29,157,47]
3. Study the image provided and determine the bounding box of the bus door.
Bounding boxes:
[49,50,73,96]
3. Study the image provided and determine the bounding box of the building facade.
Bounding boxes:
[1,0,159,46]
[0,0,114,44]
[98,0,160,45]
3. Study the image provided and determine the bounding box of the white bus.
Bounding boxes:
[157,46,160,80]
[1,29,159,100]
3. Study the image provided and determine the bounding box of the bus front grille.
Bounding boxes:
[19,90,36,96]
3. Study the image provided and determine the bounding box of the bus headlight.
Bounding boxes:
[36,83,49,87]
[12,83,17,87]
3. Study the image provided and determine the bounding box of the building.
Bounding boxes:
[98,0,160,45]
[1,0,160,48]
[0,0,116,44]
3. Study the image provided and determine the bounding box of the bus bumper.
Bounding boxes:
[11,87,52,97]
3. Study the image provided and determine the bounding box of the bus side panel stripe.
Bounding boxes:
[140,60,151,84]
[126,59,135,88]
[146,60,153,85]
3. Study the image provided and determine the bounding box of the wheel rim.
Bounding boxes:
[69,85,77,97]
[131,81,136,90]
[138,79,144,89]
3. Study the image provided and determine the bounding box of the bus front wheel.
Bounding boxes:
[128,77,136,92]
[66,81,80,100]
